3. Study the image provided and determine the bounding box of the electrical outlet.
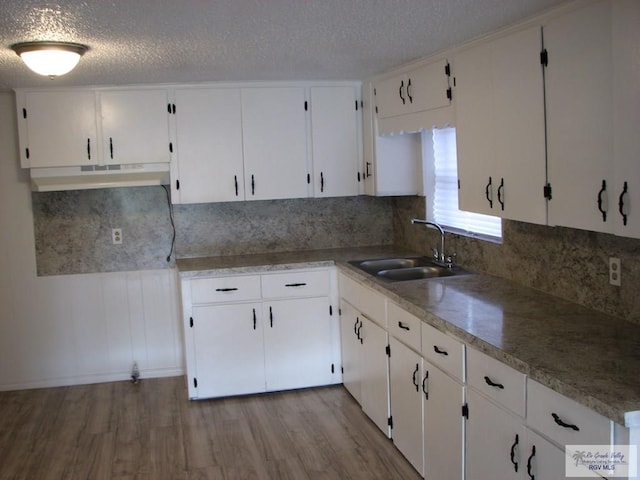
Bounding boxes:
[609,257,621,286]
[112,228,122,245]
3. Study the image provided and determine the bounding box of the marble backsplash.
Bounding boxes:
[392,196,640,325]
[33,191,394,275]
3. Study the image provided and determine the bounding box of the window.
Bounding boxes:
[424,127,502,241]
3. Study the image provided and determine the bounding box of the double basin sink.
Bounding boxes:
[349,256,470,282]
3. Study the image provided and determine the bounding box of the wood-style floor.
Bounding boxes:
[0,376,421,480]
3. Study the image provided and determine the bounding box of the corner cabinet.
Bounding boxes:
[180,267,341,399]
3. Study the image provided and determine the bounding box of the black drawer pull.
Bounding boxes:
[398,321,410,331]
[433,346,448,356]
[411,363,419,392]
[484,376,504,389]
[215,288,238,292]
[552,413,579,431]
[527,445,536,479]
[510,434,519,472]
[285,283,307,287]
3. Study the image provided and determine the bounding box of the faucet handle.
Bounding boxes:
[431,247,439,260]
[445,252,457,267]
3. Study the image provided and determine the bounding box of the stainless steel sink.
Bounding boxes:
[349,256,469,282]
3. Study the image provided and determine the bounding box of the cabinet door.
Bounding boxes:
[22,90,98,168]
[545,0,613,233]
[423,362,465,480]
[360,315,391,437]
[173,88,244,203]
[466,388,525,480]
[100,89,171,165]
[375,74,408,119]
[408,59,451,114]
[339,299,362,403]
[263,297,333,391]
[612,0,640,238]
[310,86,360,198]
[191,303,265,399]
[361,81,377,196]
[241,87,309,200]
[389,338,424,475]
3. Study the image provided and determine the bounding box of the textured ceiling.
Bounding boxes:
[0,0,567,89]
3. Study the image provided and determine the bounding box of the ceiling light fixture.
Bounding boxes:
[11,41,88,78]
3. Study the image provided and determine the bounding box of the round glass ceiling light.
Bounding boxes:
[11,41,88,78]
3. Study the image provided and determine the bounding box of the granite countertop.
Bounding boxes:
[176,246,640,426]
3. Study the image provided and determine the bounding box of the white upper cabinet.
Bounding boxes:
[17,90,98,168]
[310,86,360,198]
[375,59,451,119]
[455,25,547,224]
[100,89,171,165]
[241,87,309,201]
[545,0,613,234]
[173,88,244,204]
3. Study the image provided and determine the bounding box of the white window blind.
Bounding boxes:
[431,127,502,240]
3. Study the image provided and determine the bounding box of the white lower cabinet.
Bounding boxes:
[466,388,526,479]
[181,267,339,399]
[389,337,424,475]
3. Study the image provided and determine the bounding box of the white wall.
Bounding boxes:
[0,92,184,390]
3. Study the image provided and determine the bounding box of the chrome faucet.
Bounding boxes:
[410,218,454,268]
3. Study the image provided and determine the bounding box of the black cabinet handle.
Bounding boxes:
[497,178,505,211]
[215,288,238,292]
[251,174,255,195]
[398,321,410,331]
[285,283,307,287]
[619,181,628,226]
[412,363,419,392]
[552,413,579,431]
[234,175,238,196]
[354,318,359,337]
[252,308,257,330]
[399,79,405,104]
[597,180,607,221]
[269,306,273,328]
[109,137,114,159]
[87,138,91,160]
[433,345,448,356]
[484,376,504,389]
[356,321,363,344]
[527,445,536,479]
[422,370,429,400]
[510,434,519,473]
[320,172,324,192]
[365,161,372,178]
[485,177,493,208]
[407,78,413,103]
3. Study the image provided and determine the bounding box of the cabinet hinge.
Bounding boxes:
[446,87,453,101]
[445,62,451,77]
[22,108,27,119]
[357,171,361,182]
[458,179,461,190]
[341,366,344,374]
[544,183,552,200]
[304,101,308,111]
[331,363,335,374]
[189,317,194,328]
[540,49,549,67]
[329,305,333,316]
[373,88,377,96]
[167,103,176,114]
[193,377,198,388]
[385,344,391,357]
[176,179,180,190]
[307,173,311,184]
[375,105,378,114]
[462,403,469,419]
[388,416,393,429]
[25,148,30,159]
[169,142,173,153]
[338,307,342,316]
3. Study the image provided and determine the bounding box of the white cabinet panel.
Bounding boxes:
[100,89,171,165]
[19,90,98,168]
[310,86,360,198]
[173,88,244,203]
[338,272,386,328]
[241,87,309,200]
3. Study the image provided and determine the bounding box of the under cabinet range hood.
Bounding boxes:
[29,163,170,192]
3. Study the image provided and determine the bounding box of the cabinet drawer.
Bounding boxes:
[261,269,330,299]
[421,322,465,382]
[467,348,526,417]
[387,302,421,352]
[527,379,611,447]
[190,275,261,304]
[339,273,386,327]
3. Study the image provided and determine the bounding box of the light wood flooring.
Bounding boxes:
[0,376,421,479]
